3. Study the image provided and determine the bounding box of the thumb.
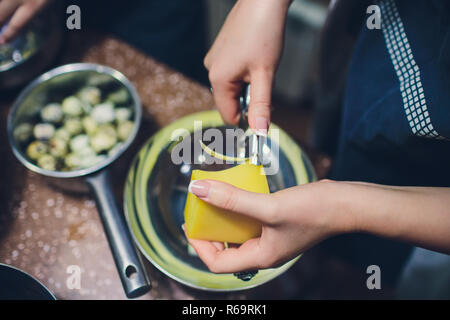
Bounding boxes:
[188,179,275,224]
[248,70,273,135]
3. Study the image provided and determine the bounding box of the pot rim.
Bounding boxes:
[7,62,142,178]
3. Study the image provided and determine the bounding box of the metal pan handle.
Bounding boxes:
[85,169,151,298]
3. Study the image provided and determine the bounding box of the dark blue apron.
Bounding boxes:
[322,0,450,285]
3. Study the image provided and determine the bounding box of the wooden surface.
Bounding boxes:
[0,32,381,300]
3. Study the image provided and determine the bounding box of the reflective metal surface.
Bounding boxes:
[148,128,300,257]
[7,63,150,298]
[8,63,142,179]
[0,2,63,89]
[124,115,316,290]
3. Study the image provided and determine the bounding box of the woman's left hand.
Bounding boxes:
[184,179,450,273]
[184,179,354,273]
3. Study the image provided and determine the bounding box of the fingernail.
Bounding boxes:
[255,117,269,136]
[188,180,211,198]
[181,224,186,232]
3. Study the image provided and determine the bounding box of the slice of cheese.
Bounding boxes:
[184,162,269,244]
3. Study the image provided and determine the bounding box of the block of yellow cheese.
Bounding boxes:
[184,162,270,244]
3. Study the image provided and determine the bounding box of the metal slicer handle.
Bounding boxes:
[238,84,251,130]
[238,84,263,166]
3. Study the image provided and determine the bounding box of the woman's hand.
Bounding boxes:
[184,179,450,273]
[184,179,354,273]
[0,0,51,44]
[204,0,292,134]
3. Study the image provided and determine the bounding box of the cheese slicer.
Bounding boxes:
[235,84,263,281]
[238,84,266,166]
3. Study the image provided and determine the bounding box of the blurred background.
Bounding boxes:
[77,0,329,107]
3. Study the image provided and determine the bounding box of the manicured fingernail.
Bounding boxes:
[188,180,211,198]
[255,117,269,136]
[181,224,186,232]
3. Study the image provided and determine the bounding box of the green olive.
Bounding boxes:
[64,153,82,169]
[37,154,57,171]
[62,96,84,117]
[26,141,49,160]
[77,146,96,158]
[98,123,117,137]
[49,137,68,158]
[14,123,33,143]
[107,88,130,105]
[78,86,101,106]
[90,128,117,153]
[54,128,71,142]
[41,103,63,124]
[82,116,98,136]
[87,74,114,87]
[91,103,115,124]
[115,108,132,123]
[117,120,134,141]
[70,134,90,153]
[33,123,55,140]
[64,118,83,136]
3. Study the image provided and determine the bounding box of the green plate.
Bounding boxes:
[124,110,316,291]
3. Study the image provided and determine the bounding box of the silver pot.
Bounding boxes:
[7,63,150,298]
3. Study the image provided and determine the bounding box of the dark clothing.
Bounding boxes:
[319,0,450,285]
[73,0,208,84]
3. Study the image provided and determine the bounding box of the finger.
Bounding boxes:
[211,241,225,251]
[248,70,273,134]
[210,79,242,125]
[203,53,212,70]
[187,236,264,273]
[0,0,20,22]
[188,179,276,224]
[0,0,19,26]
[1,1,45,43]
[183,225,225,261]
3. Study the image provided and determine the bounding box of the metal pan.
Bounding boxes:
[7,63,150,298]
[0,1,63,90]
[0,263,56,300]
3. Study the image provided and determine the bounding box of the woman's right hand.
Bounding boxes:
[204,0,292,134]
